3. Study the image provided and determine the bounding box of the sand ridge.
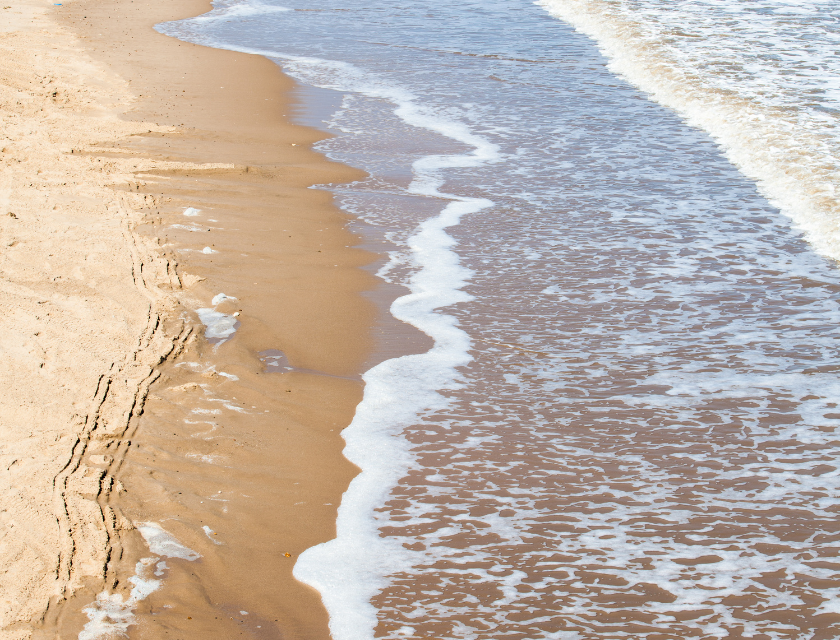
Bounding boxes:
[0,2,236,634]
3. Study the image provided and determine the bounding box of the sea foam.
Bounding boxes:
[538,0,840,261]
[78,524,199,640]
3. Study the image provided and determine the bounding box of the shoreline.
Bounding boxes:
[0,0,403,636]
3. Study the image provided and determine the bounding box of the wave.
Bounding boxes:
[537,0,840,262]
[184,0,290,23]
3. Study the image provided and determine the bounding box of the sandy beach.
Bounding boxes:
[0,0,386,637]
[8,0,840,636]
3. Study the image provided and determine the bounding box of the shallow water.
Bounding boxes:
[157,1,840,638]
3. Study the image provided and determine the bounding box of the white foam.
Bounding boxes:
[211,292,236,305]
[169,223,207,232]
[188,0,290,22]
[203,525,223,544]
[175,361,238,381]
[137,522,201,561]
[78,560,161,640]
[187,453,223,464]
[537,0,840,261]
[183,207,201,216]
[196,309,237,341]
[79,524,199,639]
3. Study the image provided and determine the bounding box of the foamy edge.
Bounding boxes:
[537,0,840,261]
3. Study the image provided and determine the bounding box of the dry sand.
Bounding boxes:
[0,0,411,637]
[0,1,195,633]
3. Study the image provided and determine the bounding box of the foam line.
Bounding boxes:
[537,0,840,261]
[292,111,496,640]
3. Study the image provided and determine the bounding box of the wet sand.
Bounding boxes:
[0,0,423,636]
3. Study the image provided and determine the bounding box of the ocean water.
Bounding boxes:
[158,1,840,638]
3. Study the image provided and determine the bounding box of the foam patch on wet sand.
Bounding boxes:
[78,523,199,640]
